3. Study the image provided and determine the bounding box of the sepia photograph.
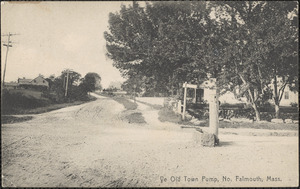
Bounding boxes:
[1,1,299,187]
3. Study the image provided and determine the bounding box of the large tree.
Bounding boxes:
[210,1,298,121]
[105,2,216,96]
[258,1,298,118]
[81,72,102,92]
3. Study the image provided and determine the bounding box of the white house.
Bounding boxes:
[268,77,298,106]
[185,78,298,107]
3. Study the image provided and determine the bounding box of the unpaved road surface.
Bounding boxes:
[2,95,299,187]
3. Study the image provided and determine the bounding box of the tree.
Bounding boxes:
[47,70,88,102]
[105,2,210,96]
[121,74,143,95]
[258,1,298,118]
[61,70,81,87]
[81,72,102,92]
[208,1,298,121]
[105,2,298,121]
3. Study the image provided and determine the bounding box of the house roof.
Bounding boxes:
[18,78,32,84]
[17,75,49,87]
[31,75,45,81]
[30,75,49,86]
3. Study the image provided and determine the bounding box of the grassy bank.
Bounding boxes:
[158,107,181,123]
[158,107,192,125]
[111,96,146,124]
[1,115,34,124]
[197,119,298,131]
[219,121,298,131]
[125,112,146,124]
[2,88,97,115]
[1,98,96,124]
[135,99,162,110]
[112,96,138,110]
[17,99,96,115]
[158,107,298,131]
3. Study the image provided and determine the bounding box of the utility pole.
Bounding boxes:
[65,69,70,97]
[63,69,73,97]
[1,32,19,88]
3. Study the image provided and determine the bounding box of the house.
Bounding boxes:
[268,77,298,106]
[185,78,297,107]
[17,78,32,85]
[18,75,49,89]
[30,75,49,87]
[4,82,19,89]
[278,88,298,106]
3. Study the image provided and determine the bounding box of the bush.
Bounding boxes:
[41,91,63,103]
[290,102,298,107]
[67,85,89,101]
[260,112,274,121]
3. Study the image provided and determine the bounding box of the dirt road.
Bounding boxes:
[1,95,298,187]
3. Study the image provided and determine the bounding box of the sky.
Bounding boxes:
[1,1,135,88]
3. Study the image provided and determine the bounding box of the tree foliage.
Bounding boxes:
[105,1,298,121]
[212,1,298,119]
[46,70,92,102]
[81,72,102,92]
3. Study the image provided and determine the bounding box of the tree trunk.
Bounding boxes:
[275,103,280,119]
[178,83,182,97]
[252,103,261,121]
[238,74,261,122]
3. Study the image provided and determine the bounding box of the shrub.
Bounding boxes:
[290,102,298,107]
[125,113,146,124]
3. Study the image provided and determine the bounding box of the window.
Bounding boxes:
[284,91,289,99]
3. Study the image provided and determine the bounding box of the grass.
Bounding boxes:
[2,95,97,115]
[16,100,94,114]
[158,107,298,131]
[158,107,192,125]
[125,112,146,124]
[112,96,137,110]
[1,115,34,124]
[1,96,97,124]
[158,107,182,123]
[219,121,298,130]
[111,96,146,124]
[135,99,162,110]
[8,88,42,98]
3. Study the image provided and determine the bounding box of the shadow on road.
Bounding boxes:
[218,141,235,147]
